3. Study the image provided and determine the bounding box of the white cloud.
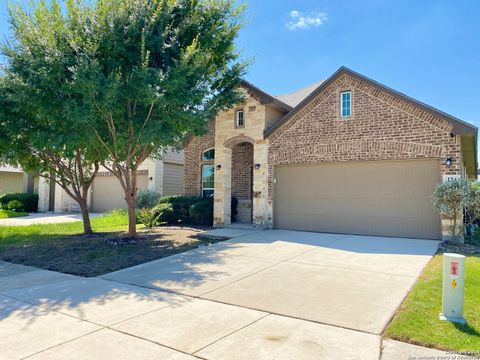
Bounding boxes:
[287,10,328,30]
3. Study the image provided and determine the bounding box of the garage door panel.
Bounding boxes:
[275,212,439,239]
[274,160,441,239]
[276,196,436,218]
[92,174,148,213]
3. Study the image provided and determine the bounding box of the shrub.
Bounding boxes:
[7,200,25,212]
[158,196,203,223]
[0,192,38,212]
[152,203,176,225]
[137,207,158,228]
[189,198,213,225]
[432,179,469,243]
[136,190,162,209]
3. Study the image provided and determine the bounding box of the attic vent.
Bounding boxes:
[248,106,256,112]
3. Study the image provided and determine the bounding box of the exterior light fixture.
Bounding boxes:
[445,157,453,167]
[149,177,153,181]
[450,132,455,138]
[216,164,222,171]
[255,163,261,170]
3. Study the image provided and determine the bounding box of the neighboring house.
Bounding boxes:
[0,165,29,195]
[184,66,477,240]
[35,149,185,213]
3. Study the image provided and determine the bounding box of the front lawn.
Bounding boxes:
[0,211,213,277]
[385,252,480,352]
[0,209,28,218]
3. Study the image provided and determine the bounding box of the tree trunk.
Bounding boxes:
[126,168,138,238]
[127,198,137,238]
[79,198,92,235]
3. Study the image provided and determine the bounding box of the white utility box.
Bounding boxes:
[439,253,467,324]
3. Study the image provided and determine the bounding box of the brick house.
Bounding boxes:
[184,67,477,240]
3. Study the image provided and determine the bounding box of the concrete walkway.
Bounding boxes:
[0,230,457,360]
[0,212,101,226]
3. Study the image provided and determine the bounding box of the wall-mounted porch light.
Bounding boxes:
[445,157,453,167]
[216,164,222,171]
[255,163,261,170]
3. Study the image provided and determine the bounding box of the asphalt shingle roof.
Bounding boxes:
[273,80,324,107]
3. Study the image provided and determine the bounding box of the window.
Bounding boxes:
[340,91,351,117]
[202,148,215,161]
[236,109,244,128]
[202,165,214,197]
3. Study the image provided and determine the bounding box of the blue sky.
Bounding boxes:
[234,0,480,128]
[1,0,479,128]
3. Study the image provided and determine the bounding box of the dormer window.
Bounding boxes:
[340,91,351,117]
[235,109,245,128]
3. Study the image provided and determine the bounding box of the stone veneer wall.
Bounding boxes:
[267,73,463,238]
[212,93,271,226]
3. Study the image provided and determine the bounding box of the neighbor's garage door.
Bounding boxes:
[92,173,148,213]
[273,160,441,239]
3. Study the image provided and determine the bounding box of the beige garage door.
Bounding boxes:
[163,163,184,195]
[0,172,23,195]
[92,173,148,213]
[274,160,441,239]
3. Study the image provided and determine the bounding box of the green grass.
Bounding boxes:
[0,209,131,249]
[385,253,480,351]
[0,210,28,219]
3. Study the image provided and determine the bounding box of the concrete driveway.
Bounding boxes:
[0,212,101,226]
[0,230,442,359]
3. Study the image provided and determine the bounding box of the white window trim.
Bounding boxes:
[236,109,245,128]
[340,91,352,118]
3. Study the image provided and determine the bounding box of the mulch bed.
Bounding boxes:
[438,240,480,256]
[0,225,217,277]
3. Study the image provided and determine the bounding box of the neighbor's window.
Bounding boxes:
[202,164,214,197]
[340,91,351,117]
[236,109,245,128]
[202,148,215,161]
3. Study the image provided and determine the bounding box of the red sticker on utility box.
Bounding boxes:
[450,261,459,279]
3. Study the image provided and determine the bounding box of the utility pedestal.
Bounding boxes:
[439,253,467,324]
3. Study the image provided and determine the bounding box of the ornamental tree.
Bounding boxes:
[0,76,100,234]
[0,1,103,234]
[432,178,470,243]
[3,0,248,237]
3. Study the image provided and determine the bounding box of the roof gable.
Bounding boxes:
[264,66,477,138]
[239,80,292,112]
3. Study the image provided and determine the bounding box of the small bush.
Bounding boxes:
[158,196,203,223]
[0,192,38,212]
[137,208,158,228]
[136,190,162,209]
[189,198,213,225]
[7,200,25,212]
[152,203,176,225]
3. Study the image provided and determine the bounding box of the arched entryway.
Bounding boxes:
[231,142,254,223]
